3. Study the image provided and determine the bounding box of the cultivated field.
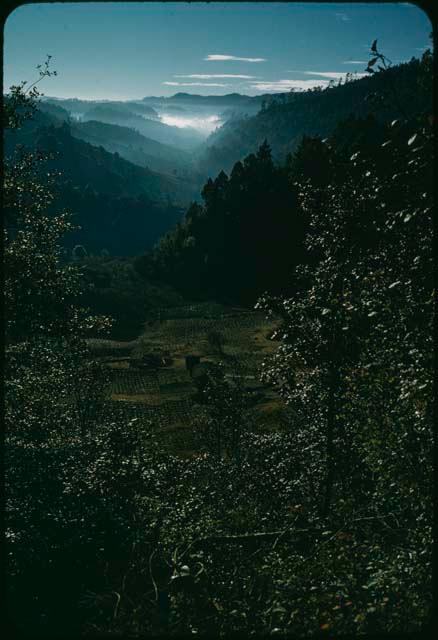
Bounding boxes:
[88,303,286,453]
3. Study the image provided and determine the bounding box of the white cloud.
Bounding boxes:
[174,74,256,80]
[303,71,367,80]
[249,79,330,92]
[249,70,367,93]
[335,12,350,22]
[205,54,266,62]
[343,60,367,64]
[163,81,230,87]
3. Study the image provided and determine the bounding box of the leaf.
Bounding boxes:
[371,39,378,53]
[408,134,418,146]
[368,57,378,68]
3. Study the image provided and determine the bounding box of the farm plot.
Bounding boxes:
[110,370,160,396]
[94,304,283,454]
[87,338,138,358]
[154,302,229,320]
[157,368,192,385]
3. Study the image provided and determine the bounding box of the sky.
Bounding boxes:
[3,2,433,100]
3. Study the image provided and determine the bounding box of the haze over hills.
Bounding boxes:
[4,108,192,254]
[41,55,431,183]
[70,120,200,179]
[6,56,431,257]
[42,91,265,139]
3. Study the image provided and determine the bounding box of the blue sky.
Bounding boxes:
[4,2,432,99]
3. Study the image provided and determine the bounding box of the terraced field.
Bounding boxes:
[88,303,285,452]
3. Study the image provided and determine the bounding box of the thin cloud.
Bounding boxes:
[175,74,256,80]
[205,54,266,63]
[250,79,330,92]
[163,81,230,87]
[343,60,367,64]
[303,71,367,80]
[335,12,350,22]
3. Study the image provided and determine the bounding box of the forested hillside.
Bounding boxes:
[81,103,204,150]
[42,97,158,120]
[5,38,433,639]
[199,56,432,175]
[142,141,306,302]
[146,52,432,303]
[4,110,196,254]
[71,119,201,179]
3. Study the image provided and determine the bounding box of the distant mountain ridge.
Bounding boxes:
[4,108,193,254]
[198,56,432,175]
[70,119,204,182]
[141,92,265,107]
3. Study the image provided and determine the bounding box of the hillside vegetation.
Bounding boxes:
[4,112,198,254]
[146,53,432,305]
[199,56,432,175]
[71,119,201,179]
[4,48,433,638]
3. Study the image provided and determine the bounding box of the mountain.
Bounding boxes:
[41,97,205,150]
[41,97,158,119]
[145,55,432,303]
[70,119,200,179]
[38,101,71,122]
[81,104,204,150]
[4,110,197,255]
[83,104,155,124]
[143,92,263,107]
[124,102,160,118]
[141,92,264,122]
[198,56,432,175]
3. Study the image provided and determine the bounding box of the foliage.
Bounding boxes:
[152,140,307,303]
[257,94,433,631]
[4,64,112,636]
[206,329,226,355]
[195,363,248,460]
[4,50,433,639]
[199,54,432,175]
[78,255,186,339]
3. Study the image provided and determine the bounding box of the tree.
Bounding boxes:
[206,329,226,356]
[197,363,247,461]
[5,65,112,633]
[257,95,433,633]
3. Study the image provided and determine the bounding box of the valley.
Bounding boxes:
[88,303,284,455]
[4,4,433,634]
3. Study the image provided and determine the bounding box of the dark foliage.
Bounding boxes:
[4,113,193,254]
[150,140,307,303]
[5,49,433,639]
[200,54,432,175]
